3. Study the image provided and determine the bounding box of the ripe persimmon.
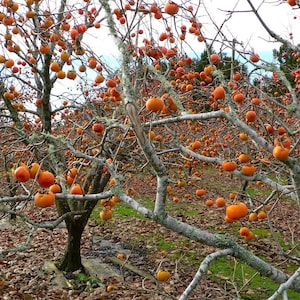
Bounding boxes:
[49,184,62,193]
[210,53,219,64]
[229,192,237,199]
[68,167,78,178]
[67,70,77,80]
[29,162,40,179]
[56,70,66,79]
[4,59,14,68]
[215,197,226,208]
[39,44,50,54]
[241,165,256,176]
[14,166,30,182]
[70,28,79,40]
[244,231,255,241]
[50,61,60,72]
[287,0,297,6]
[232,72,241,81]
[191,140,201,150]
[233,92,245,103]
[250,53,260,63]
[238,154,251,163]
[257,210,267,219]
[60,52,70,62]
[117,253,125,260]
[222,161,237,172]
[34,192,55,208]
[92,122,105,132]
[249,212,258,221]
[145,97,164,112]
[173,196,180,203]
[157,269,171,281]
[239,133,248,141]
[226,202,248,220]
[213,86,225,100]
[273,146,289,161]
[251,97,261,105]
[246,110,257,122]
[78,64,86,72]
[94,74,103,84]
[164,2,179,15]
[196,189,206,196]
[205,199,214,206]
[106,79,116,88]
[100,209,112,221]
[70,184,84,195]
[106,285,114,292]
[37,171,55,188]
[239,227,250,236]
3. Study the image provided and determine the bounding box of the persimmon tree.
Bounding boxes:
[0,0,300,298]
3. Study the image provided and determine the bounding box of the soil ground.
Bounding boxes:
[0,170,300,300]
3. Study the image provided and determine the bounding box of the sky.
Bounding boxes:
[83,0,300,63]
[53,0,300,103]
[203,0,299,51]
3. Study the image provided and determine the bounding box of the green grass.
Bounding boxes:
[112,202,146,219]
[89,166,300,298]
[209,257,300,300]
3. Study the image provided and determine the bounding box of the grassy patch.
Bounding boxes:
[209,257,300,300]
[112,202,145,219]
[252,228,271,238]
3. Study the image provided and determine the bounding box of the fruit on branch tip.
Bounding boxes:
[70,183,84,195]
[213,86,225,100]
[246,110,257,122]
[238,154,251,164]
[222,161,237,172]
[49,184,62,193]
[164,2,179,16]
[92,122,105,132]
[249,212,258,221]
[145,97,164,112]
[14,166,30,182]
[226,202,248,221]
[37,171,55,188]
[210,53,220,64]
[287,0,297,6]
[250,53,260,63]
[272,145,289,161]
[241,165,256,176]
[29,163,40,179]
[34,192,55,208]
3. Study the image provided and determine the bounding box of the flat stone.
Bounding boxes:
[43,261,72,288]
[82,258,121,282]
[0,218,13,231]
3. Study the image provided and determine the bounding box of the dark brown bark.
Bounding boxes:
[58,169,111,272]
[58,219,86,272]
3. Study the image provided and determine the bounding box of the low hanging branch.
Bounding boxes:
[100,0,300,294]
[117,192,300,292]
[179,249,234,300]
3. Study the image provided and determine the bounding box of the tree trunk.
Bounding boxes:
[57,171,111,273]
[58,218,86,272]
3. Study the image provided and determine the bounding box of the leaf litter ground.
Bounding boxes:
[0,170,300,299]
